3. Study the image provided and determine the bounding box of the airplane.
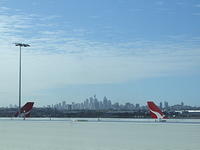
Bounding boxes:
[147,101,167,122]
[14,102,34,118]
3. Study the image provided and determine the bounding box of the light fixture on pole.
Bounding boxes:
[14,43,30,117]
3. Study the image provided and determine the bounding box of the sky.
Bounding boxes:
[0,0,200,107]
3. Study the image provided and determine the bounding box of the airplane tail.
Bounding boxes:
[15,102,34,118]
[147,101,167,120]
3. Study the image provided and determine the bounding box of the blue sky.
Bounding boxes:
[0,0,200,106]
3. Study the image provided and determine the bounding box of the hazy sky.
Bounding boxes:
[0,0,200,107]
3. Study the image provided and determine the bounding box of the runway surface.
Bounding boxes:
[0,118,200,150]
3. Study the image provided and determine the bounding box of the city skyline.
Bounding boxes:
[0,0,200,106]
[6,94,199,109]
[45,98,199,110]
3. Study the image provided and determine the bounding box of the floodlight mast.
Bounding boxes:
[14,43,30,117]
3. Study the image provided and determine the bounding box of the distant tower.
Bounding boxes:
[62,101,66,109]
[135,103,140,109]
[68,105,72,111]
[103,96,108,109]
[159,102,163,109]
[181,102,184,106]
[89,97,94,110]
[164,101,169,109]
[94,95,99,110]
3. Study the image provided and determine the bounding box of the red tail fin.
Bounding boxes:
[15,102,34,117]
[147,101,166,119]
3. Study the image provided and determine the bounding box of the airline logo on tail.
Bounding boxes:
[15,102,34,118]
[147,101,167,119]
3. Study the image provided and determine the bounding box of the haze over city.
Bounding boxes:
[0,0,200,107]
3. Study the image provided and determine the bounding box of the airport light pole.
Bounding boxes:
[14,43,30,117]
